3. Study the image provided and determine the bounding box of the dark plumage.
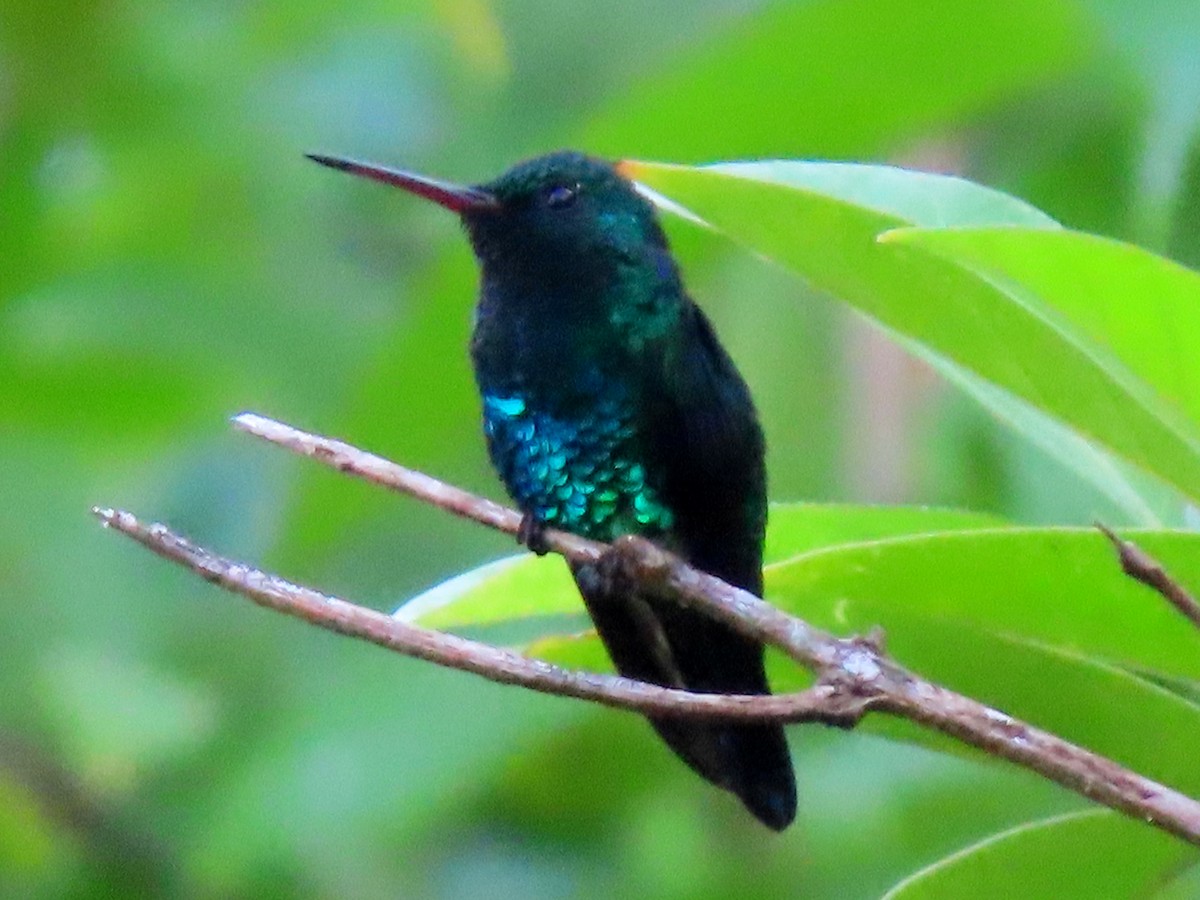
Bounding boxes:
[309,150,797,829]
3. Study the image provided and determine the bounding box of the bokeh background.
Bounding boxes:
[4,0,1199,896]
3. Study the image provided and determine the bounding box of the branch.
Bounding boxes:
[92,507,868,728]
[95,414,1200,847]
[1097,522,1200,631]
[229,414,837,670]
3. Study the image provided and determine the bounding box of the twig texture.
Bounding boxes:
[1097,522,1200,631]
[93,413,1200,847]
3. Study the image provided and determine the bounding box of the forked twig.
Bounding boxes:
[92,414,1200,847]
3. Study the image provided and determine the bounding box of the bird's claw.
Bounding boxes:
[517,512,551,556]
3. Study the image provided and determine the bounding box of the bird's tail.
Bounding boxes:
[572,563,797,830]
[650,710,797,830]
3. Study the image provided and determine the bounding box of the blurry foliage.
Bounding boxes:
[3,0,1200,897]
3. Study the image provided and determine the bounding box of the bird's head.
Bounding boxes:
[307,150,670,286]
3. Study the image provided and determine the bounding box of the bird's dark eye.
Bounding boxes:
[544,183,579,209]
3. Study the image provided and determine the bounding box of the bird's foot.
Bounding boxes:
[590,535,673,600]
[570,536,642,605]
[606,535,674,590]
[517,512,551,556]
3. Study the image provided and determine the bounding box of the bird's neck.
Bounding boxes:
[471,260,683,410]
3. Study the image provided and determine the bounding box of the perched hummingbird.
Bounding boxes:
[308,150,797,830]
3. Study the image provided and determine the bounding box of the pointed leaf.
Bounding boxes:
[625,161,1200,505]
[767,527,1200,681]
[882,225,1200,502]
[883,810,1187,899]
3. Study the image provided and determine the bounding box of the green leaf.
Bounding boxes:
[625,160,1200,508]
[762,503,1003,563]
[759,527,1200,789]
[705,161,1059,229]
[395,552,577,631]
[919,361,1170,525]
[882,226,1200,501]
[766,527,1200,681]
[882,810,1187,899]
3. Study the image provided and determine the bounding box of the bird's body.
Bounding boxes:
[310,150,797,830]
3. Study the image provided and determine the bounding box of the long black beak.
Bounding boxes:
[305,153,498,214]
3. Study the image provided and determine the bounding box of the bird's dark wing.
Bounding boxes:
[574,296,796,829]
[639,298,777,700]
[648,299,767,598]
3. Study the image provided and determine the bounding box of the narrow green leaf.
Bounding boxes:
[915,357,1170,525]
[625,161,1200,506]
[395,552,577,630]
[882,810,1187,899]
[763,503,1002,563]
[882,225,1200,500]
[706,161,1059,228]
[767,527,1200,681]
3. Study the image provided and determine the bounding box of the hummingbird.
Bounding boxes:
[308,150,797,830]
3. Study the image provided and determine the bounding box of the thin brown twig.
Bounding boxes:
[93,413,1200,847]
[92,507,868,728]
[229,413,837,669]
[1096,522,1200,631]
[572,534,1200,849]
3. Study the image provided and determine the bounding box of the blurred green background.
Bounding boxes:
[4,0,1199,896]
